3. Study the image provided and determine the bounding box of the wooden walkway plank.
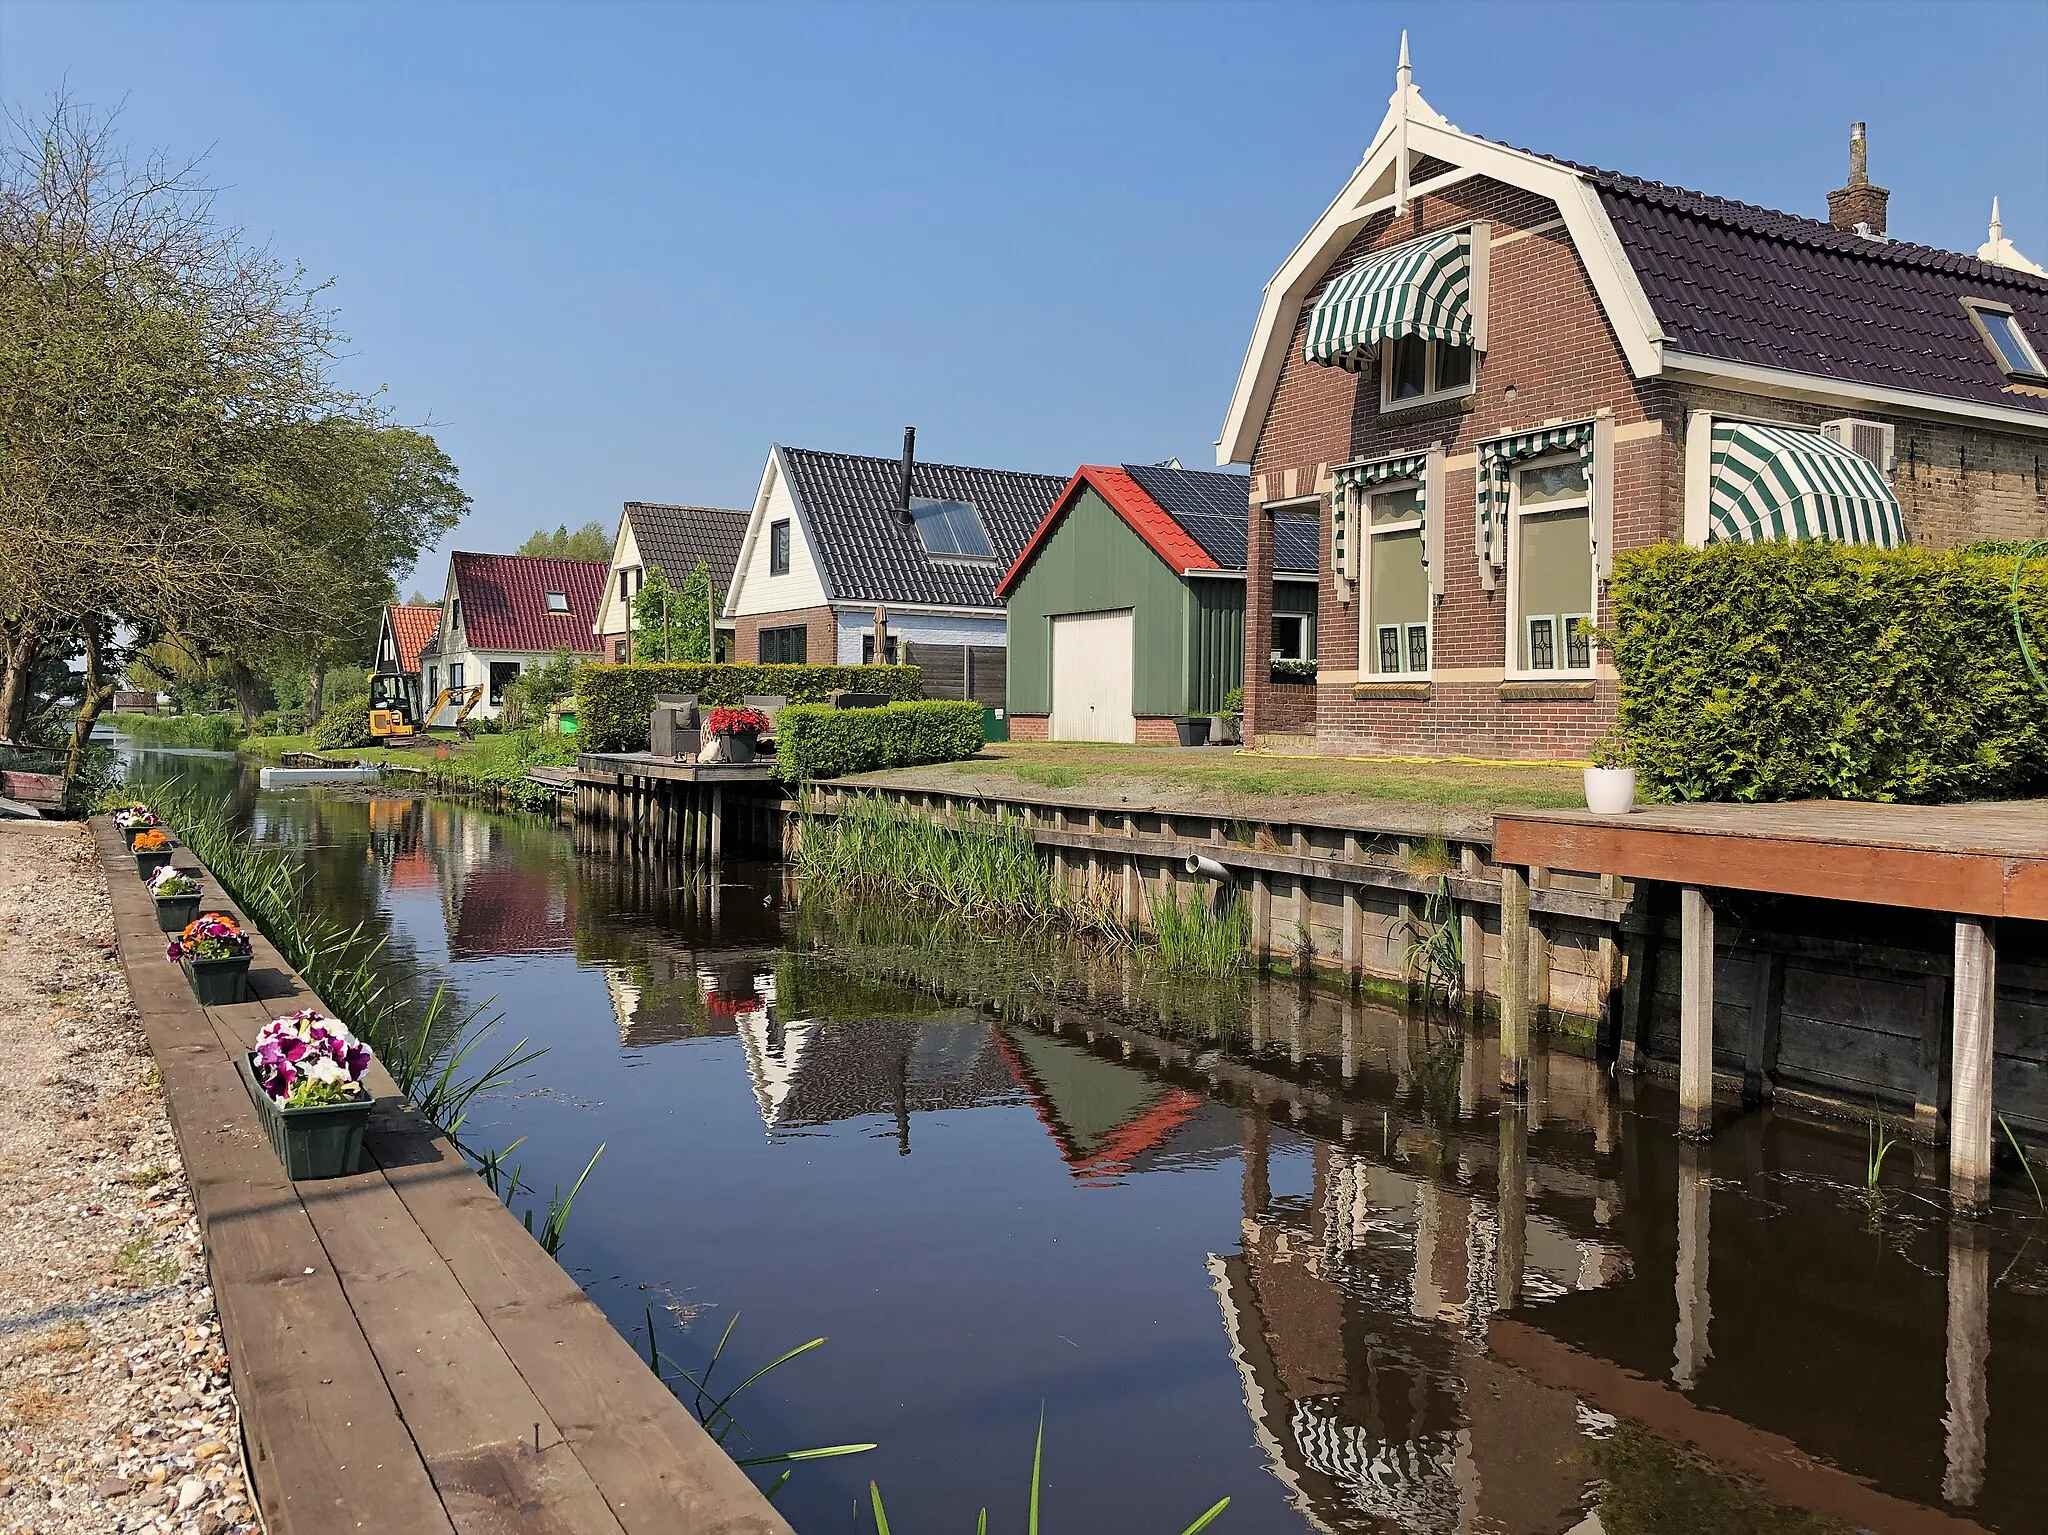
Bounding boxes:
[91,817,794,1535]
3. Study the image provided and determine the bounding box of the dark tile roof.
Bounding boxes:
[780,446,1067,610]
[449,552,607,654]
[1539,155,2048,417]
[623,503,750,598]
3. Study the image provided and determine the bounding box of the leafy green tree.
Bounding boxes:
[631,562,713,664]
[517,521,612,562]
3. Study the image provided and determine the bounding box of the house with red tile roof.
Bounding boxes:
[416,552,606,719]
[997,463,1315,742]
[373,603,443,713]
[1225,37,2048,759]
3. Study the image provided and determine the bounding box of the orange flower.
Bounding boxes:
[132,828,172,851]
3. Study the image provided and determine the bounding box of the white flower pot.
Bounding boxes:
[1584,766,1636,815]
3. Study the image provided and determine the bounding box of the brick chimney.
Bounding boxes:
[1827,122,1889,237]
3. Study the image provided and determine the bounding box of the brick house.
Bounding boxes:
[1223,40,2048,758]
[591,502,750,664]
[723,431,1064,679]
[417,553,606,720]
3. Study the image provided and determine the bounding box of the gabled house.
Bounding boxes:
[997,463,1317,742]
[373,603,442,713]
[592,502,751,663]
[417,553,606,719]
[1224,38,2048,757]
[724,431,1065,674]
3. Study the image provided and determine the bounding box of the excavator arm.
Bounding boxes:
[451,684,485,727]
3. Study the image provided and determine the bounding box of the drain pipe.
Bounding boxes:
[1185,852,1230,881]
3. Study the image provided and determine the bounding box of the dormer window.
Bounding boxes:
[545,590,569,613]
[1963,299,2047,381]
[908,497,993,559]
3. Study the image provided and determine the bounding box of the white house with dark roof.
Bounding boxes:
[723,431,1065,694]
[593,502,751,663]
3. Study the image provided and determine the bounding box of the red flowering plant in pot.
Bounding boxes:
[704,705,771,764]
[167,913,253,1005]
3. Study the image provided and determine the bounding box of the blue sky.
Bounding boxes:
[3,0,2043,594]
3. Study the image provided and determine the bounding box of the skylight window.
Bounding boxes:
[1964,299,2047,380]
[544,591,569,612]
[908,497,994,559]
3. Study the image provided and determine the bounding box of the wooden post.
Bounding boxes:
[1678,885,1715,1139]
[709,785,724,864]
[1498,864,1531,1094]
[1459,846,1484,1011]
[1527,866,1552,1023]
[1950,916,1998,1214]
[1253,871,1273,969]
[1673,1140,1711,1392]
[1617,892,1660,1074]
[1595,872,1624,1044]
[1740,947,1782,1111]
[1916,971,1950,1143]
[1943,1220,1991,1507]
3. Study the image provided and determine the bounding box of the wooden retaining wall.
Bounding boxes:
[91,818,791,1535]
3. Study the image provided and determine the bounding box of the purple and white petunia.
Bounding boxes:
[251,1009,374,1104]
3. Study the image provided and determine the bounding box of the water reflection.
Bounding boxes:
[112,741,2048,1533]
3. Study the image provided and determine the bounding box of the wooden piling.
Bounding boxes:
[1950,916,1997,1214]
[1678,885,1715,1139]
[1499,864,1531,1094]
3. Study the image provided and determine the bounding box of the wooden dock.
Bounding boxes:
[91,818,791,1535]
[574,753,786,863]
[1493,801,2048,1211]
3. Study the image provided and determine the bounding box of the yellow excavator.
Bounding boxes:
[368,672,484,745]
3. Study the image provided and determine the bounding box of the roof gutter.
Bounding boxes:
[1664,352,2048,436]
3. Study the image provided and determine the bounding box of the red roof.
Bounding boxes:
[386,604,442,674]
[448,553,606,654]
[995,466,1222,598]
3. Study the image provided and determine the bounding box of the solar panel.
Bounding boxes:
[909,497,994,559]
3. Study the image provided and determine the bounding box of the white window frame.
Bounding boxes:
[1506,452,1597,680]
[1360,478,1431,679]
[1380,336,1476,413]
[1961,297,2048,381]
[1269,612,1309,663]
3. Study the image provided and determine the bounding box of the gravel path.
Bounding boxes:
[0,823,255,1535]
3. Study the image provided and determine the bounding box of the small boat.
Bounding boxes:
[259,764,382,788]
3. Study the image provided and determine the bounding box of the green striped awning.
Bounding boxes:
[1332,452,1430,585]
[1305,231,1472,372]
[1476,421,1596,571]
[1709,422,1902,547]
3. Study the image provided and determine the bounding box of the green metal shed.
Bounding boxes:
[997,464,1318,741]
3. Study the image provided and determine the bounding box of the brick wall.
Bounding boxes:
[1009,714,1048,741]
[1243,171,2048,762]
[733,606,837,667]
[1005,714,1184,744]
[1259,680,1317,734]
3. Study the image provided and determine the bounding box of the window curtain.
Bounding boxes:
[1474,419,1605,590]
[1331,451,1429,604]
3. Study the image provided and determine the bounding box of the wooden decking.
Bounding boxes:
[92,819,791,1535]
[1494,800,2048,920]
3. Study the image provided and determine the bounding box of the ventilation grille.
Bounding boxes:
[1823,417,1896,473]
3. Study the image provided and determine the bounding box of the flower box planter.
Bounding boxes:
[135,848,174,879]
[710,731,758,764]
[153,893,202,933]
[121,823,150,850]
[1174,718,1211,748]
[239,1052,372,1180]
[183,954,251,1005]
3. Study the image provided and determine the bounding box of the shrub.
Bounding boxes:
[773,700,984,781]
[500,647,580,729]
[575,663,923,752]
[1607,540,2048,803]
[99,712,243,752]
[310,694,373,750]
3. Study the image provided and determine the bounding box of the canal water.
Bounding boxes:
[120,743,2048,1534]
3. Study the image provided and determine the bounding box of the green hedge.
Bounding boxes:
[773,700,984,781]
[310,694,374,750]
[574,663,923,752]
[1609,541,2048,803]
[98,712,243,751]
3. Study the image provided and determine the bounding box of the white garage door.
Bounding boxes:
[1050,610,1135,742]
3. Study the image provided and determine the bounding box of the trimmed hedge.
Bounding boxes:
[575,663,923,752]
[773,700,985,781]
[1608,541,2048,803]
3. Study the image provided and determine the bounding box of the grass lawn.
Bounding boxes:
[934,740,1588,811]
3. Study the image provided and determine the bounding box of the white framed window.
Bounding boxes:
[1363,481,1430,676]
[1508,455,1595,676]
[1962,298,2048,381]
[1381,335,1475,412]
[449,662,465,690]
[1270,612,1309,662]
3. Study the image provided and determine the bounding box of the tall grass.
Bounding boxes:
[1400,877,1464,1011]
[793,792,1118,933]
[1148,884,1248,977]
[100,712,243,752]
